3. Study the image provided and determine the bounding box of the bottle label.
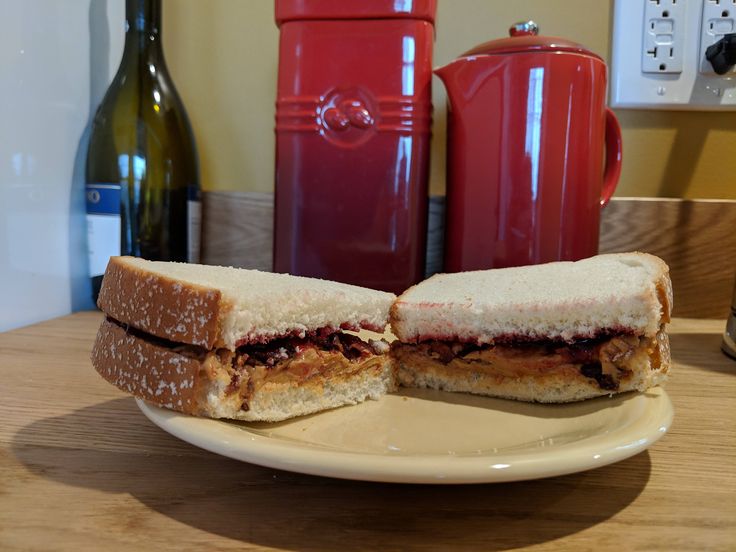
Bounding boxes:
[188,199,201,264]
[86,183,121,277]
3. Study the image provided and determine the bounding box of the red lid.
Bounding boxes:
[275,0,436,26]
[462,21,602,60]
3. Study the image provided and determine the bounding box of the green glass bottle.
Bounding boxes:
[86,0,200,302]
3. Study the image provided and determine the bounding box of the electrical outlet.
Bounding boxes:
[642,0,686,73]
[611,0,736,110]
[699,0,736,74]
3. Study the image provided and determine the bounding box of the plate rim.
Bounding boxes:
[136,388,673,484]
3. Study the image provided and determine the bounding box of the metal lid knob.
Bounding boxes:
[509,21,539,37]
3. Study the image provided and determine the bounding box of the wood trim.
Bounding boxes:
[599,198,736,319]
[202,191,273,272]
[202,193,736,318]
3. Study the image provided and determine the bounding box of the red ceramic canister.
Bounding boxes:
[436,22,623,272]
[273,0,435,294]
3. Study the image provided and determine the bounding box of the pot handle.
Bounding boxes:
[601,107,622,208]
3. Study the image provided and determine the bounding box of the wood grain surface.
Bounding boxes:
[201,193,736,318]
[1,312,734,551]
[599,198,736,319]
[202,190,273,272]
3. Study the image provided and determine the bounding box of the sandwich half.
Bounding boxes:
[390,253,672,403]
[92,257,396,421]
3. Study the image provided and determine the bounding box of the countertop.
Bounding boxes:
[1,312,734,551]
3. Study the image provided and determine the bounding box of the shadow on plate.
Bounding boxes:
[12,398,652,551]
[246,388,654,434]
[395,386,646,418]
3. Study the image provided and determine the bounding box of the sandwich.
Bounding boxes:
[390,252,672,403]
[91,256,396,421]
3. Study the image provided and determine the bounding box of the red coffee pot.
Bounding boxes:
[435,21,622,272]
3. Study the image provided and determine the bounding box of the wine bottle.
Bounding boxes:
[86,0,200,302]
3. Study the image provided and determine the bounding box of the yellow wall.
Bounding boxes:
[164,0,736,199]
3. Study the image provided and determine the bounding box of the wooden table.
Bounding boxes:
[1,312,734,551]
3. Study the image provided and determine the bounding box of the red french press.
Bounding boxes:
[436,21,623,272]
[272,1,436,293]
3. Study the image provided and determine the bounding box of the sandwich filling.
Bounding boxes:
[101,317,389,414]
[391,331,666,393]
[214,332,390,413]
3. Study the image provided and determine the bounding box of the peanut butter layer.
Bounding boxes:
[391,333,661,392]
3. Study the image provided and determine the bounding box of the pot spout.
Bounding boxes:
[434,58,466,108]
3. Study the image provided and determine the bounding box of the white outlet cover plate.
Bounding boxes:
[611,0,736,110]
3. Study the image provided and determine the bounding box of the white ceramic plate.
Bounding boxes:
[137,387,673,484]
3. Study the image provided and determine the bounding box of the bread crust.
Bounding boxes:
[98,257,225,348]
[91,317,213,414]
[91,318,395,421]
[653,260,673,324]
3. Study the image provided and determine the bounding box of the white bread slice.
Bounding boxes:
[92,318,395,422]
[391,253,672,344]
[98,257,396,350]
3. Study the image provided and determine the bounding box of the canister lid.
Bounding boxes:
[275,0,436,26]
[461,21,602,60]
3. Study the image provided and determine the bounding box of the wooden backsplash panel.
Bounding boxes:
[202,193,736,319]
[202,191,273,272]
[599,199,736,319]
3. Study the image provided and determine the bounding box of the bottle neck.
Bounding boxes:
[123,0,162,60]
